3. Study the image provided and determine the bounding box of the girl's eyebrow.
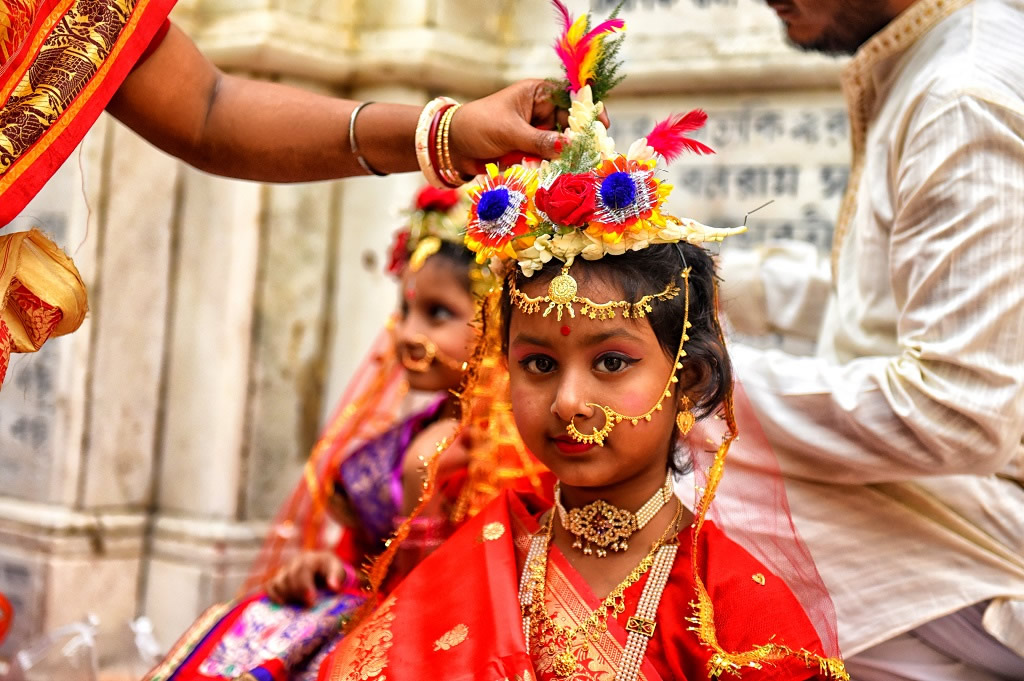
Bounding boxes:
[511,333,552,348]
[580,328,643,345]
[511,327,643,349]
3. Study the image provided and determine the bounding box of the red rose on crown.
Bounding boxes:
[415,186,460,213]
[535,173,597,227]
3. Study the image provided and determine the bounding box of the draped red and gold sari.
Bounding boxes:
[320,490,829,681]
[0,0,175,389]
[1,0,175,220]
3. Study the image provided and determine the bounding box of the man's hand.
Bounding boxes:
[265,551,349,606]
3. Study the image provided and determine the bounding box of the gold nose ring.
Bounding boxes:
[401,334,438,373]
[567,404,618,446]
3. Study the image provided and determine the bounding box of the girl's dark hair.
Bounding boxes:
[426,240,476,290]
[500,243,732,473]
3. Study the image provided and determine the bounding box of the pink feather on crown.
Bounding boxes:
[645,110,715,162]
[552,0,625,94]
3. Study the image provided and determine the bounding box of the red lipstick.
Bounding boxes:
[552,435,594,455]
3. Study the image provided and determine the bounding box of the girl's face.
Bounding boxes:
[396,256,476,392]
[507,272,680,490]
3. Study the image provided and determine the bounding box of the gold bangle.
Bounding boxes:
[435,105,450,185]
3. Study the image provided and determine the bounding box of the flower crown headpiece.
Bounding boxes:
[388,186,469,275]
[464,2,746,283]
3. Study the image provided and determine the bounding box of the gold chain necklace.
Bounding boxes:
[554,471,674,558]
[520,499,683,678]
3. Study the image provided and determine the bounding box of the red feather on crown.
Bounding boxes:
[645,110,716,162]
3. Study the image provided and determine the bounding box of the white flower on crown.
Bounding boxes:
[517,235,554,276]
[566,86,616,158]
[517,229,606,275]
[626,137,657,162]
[656,218,747,245]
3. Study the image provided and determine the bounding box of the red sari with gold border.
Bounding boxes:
[0,0,174,389]
[320,490,829,681]
[1,0,176,222]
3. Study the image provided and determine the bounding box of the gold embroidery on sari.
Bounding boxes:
[330,596,397,681]
[0,1,39,66]
[141,602,234,681]
[482,521,506,541]
[531,559,638,680]
[433,623,469,651]
[0,0,137,175]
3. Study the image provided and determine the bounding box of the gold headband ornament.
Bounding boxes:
[508,261,681,322]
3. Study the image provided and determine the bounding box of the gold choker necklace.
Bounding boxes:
[554,471,674,558]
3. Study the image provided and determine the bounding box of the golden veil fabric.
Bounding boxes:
[0,228,87,388]
[243,314,549,595]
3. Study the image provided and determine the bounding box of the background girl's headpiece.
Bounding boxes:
[388,185,496,295]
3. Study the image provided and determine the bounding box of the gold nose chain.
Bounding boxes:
[564,267,691,446]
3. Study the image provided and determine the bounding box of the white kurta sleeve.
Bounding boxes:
[719,241,831,342]
[733,92,1024,484]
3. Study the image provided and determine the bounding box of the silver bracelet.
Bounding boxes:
[349,101,388,177]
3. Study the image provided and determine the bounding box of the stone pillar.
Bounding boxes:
[0,114,178,654]
[321,84,428,414]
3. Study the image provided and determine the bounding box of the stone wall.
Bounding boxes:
[0,0,849,655]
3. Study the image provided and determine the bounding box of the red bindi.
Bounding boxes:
[405,287,416,301]
[560,325,571,336]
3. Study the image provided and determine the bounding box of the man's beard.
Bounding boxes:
[789,2,895,56]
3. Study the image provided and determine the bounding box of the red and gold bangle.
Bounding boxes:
[431,104,456,187]
[415,96,459,189]
[438,104,464,188]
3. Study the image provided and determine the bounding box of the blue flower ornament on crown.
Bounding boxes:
[463,1,746,449]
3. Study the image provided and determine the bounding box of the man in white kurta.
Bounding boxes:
[724,1,1024,678]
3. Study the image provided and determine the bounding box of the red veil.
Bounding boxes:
[684,380,845,676]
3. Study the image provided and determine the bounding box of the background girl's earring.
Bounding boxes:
[676,395,695,436]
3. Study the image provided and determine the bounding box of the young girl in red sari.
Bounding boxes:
[314,4,849,678]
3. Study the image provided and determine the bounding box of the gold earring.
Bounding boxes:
[676,396,695,436]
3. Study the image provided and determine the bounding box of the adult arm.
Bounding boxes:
[734,92,1024,484]
[106,24,568,181]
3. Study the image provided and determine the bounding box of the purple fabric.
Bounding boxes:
[335,397,446,546]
